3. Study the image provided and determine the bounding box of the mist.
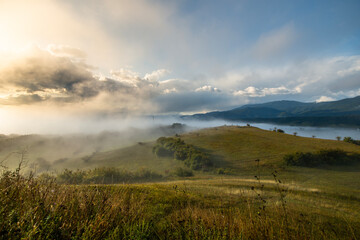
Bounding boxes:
[2,96,360,174]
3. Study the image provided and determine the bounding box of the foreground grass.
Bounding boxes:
[1,169,359,240]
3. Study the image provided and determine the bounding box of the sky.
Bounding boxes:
[0,0,360,133]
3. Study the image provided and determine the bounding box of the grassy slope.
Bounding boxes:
[65,142,186,173]
[67,126,360,171]
[86,126,360,219]
[68,126,360,196]
[179,126,360,198]
[181,126,360,169]
[0,125,186,171]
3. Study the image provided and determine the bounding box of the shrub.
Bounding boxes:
[217,168,234,175]
[172,167,194,177]
[153,145,173,157]
[153,137,212,171]
[343,137,360,146]
[57,169,84,184]
[284,149,359,167]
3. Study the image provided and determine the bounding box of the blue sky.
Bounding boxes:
[0,0,359,122]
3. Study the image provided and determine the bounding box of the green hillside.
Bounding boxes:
[74,126,360,194]
[81,126,360,172]
[65,142,185,173]
[180,126,360,170]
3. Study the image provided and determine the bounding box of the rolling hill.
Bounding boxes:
[63,126,360,176]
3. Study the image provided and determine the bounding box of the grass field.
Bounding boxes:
[1,126,360,239]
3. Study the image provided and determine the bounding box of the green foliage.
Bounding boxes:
[217,168,234,175]
[56,167,163,184]
[284,149,359,167]
[276,129,285,133]
[153,137,212,170]
[172,167,194,177]
[343,136,360,145]
[152,145,173,157]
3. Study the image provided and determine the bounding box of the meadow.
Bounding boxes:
[1,126,360,239]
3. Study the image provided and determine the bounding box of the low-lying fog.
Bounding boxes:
[1,114,359,140]
[1,115,359,172]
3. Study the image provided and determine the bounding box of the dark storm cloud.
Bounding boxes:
[0,47,160,107]
[0,47,97,99]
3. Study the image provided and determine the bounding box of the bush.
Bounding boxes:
[217,168,234,175]
[172,167,194,177]
[153,137,212,171]
[284,149,359,167]
[153,145,173,157]
[343,137,360,146]
[57,169,84,184]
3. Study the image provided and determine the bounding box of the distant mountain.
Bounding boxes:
[182,96,360,127]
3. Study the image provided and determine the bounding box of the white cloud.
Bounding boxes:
[47,44,87,59]
[233,86,299,97]
[163,88,177,94]
[195,85,221,92]
[215,55,360,102]
[144,69,170,82]
[316,96,335,103]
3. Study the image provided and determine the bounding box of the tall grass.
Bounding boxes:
[55,167,163,184]
[1,168,359,239]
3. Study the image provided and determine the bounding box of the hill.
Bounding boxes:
[65,126,360,176]
[180,126,360,170]
[0,124,187,171]
[184,96,360,127]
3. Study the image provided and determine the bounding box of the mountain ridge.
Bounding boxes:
[182,96,360,127]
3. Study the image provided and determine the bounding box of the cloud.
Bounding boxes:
[0,46,96,102]
[163,88,177,94]
[252,23,296,60]
[215,55,360,102]
[233,86,299,97]
[0,47,163,114]
[47,44,87,59]
[316,96,335,103]
[1,44,359,116]
[144,69,170,81]
[195,85,221,92]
